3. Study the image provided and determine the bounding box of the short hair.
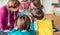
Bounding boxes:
[31,8,44,20]
[21,0,28,2]
[16,15,31,31]
[30,0,35,2]
[32,0,44,9]
[7,0,20,8]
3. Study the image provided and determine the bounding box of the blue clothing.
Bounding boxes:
[0,30,8,35]
[7,22,36,35]
[18,10,30,17]
[0,30,5,34]
[7,28,36,35]
[30,22,34,30]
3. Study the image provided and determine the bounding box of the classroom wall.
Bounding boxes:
[0,0,8,8]
[40,0,58,14]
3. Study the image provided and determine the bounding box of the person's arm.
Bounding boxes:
[34,21,38,35]
[7,28,17,35]
[0,8,5,31]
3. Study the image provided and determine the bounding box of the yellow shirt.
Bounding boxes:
[36,19,53,35]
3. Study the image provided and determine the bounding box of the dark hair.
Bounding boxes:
[31,8,44,20]
[7,0,20,8]
[16,15,31,31]
[30,0,35,2]
[31,0,43,9]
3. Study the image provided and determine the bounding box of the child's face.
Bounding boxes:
[30,3,37,9]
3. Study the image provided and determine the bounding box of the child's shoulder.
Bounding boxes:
[36,18,52,23]
[8,29,35,35]
[36,18,52,21]
[29,30,36,35]
[7,28,18,35]
[45,19,52,21]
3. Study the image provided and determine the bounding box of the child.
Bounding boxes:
[8,14,36,35]
[29,8,53,35]
[19,0,30,10]
[18,0,30,15]
[0,0,20,33]
[30,0,43,10]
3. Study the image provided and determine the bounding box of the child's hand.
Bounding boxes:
[7,22,10,26]
[4,29,10,32]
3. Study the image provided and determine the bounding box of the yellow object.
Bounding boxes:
[37,19,53,35]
